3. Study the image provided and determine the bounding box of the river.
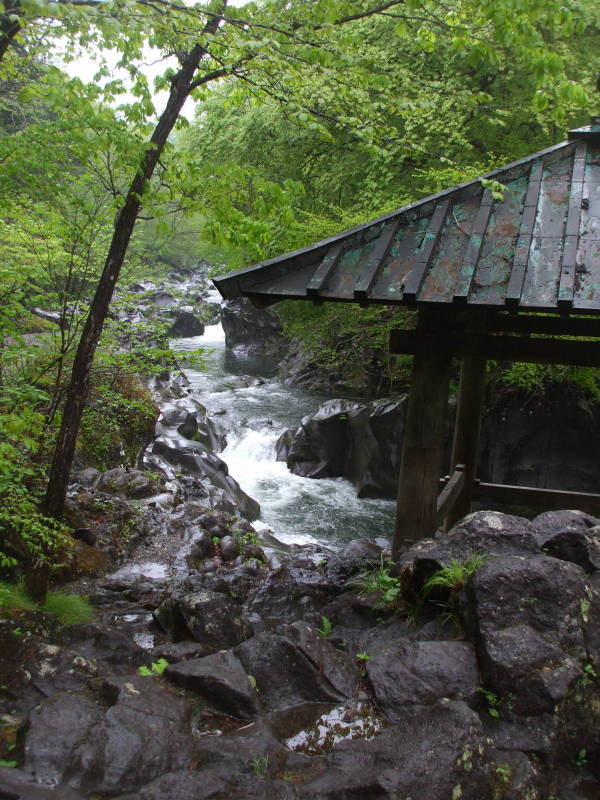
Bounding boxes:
[172,317,396,549]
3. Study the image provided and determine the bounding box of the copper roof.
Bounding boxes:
[213,122,600,315]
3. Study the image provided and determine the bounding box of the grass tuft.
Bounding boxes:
[0,581,93,624]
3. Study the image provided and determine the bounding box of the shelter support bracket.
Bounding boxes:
[391,309,600,557]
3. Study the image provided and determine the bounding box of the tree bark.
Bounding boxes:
[0,1,21,65]
[41,16,225,521]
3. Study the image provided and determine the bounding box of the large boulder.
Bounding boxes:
[235,624,357,711]
[23,676,192,796]
[167,310,205,338]
[220,298,285,359]
[478,385,600,496]
[150,435,260,520]
[165,650,260,719]
[154,588,251,651]
[276,397,410,498]
[277,385,600,502]
[297,701,494,800]
[366,640,480,717]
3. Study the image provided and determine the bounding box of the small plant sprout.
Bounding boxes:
[316,616,333,638]
[575,747,587,768]
[352,556,401,610]
[356,652,370,662]
[250,755,269,778]
[138,658,169,677]
[584,663,597,679]
[477,687,500,719]
[421,553,488,597]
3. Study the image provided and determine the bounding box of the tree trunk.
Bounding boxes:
[41,30,223,523]
[0,1,21,65]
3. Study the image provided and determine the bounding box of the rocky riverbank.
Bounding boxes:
[3,274,600,799]
[2,509,600,798]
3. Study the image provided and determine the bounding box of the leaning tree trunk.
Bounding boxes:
[40,20,225,536]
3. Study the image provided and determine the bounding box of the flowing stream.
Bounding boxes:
[172,312,396,549]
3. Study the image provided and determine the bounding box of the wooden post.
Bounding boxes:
[444,354,487,530]
[392,311,452,559]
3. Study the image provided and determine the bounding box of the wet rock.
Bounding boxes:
[236,630,353,710]
[478,385,600,496]
[532,510,600,572]
[276,397,429,498]
[59,623,150,668]
[24,676,192,796]
[221,298,284,358]
[165,650,259,719]
[145,290,177,307]
[95,468,164,499]
[297,701,491,799]
[71,467,100,487]
[465,555,588,658]
[175,589,251,650]
[191,719,291,794]
[151,436,260,520]
[366,640,480,716]
[244,562,339,629]
[157,398,225,452]
[479,624,581,714]
[151,640,211,663]
[167,310,205,338]
[113,769,231,800]
[0,765,85,799]
[64,489,160,565]
[186,530,215,568]
[400,511,539,597]
[219,534,240,561]
[285,621,358,697]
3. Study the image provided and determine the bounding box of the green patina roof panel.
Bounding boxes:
[213,126,600,316]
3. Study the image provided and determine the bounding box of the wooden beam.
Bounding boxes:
[402,200,450,304]
[353,219,401,303]
[445,354,487,529]
[393,311,452,557]
[436,465,466,527]
[558,141,587,309]
[453,189,494,303]
[389,329,600,367]
[306,242,345,298]
[486,312,600,338]
[505,161,544,307]
[474,481,600,516]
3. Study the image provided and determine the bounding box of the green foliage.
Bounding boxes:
[0,760,17,768]
[420,554,488,630]
[78,375,158,471]
[316,616,333,638]
[352,557,402,610]
[477,687,501,720]
[138,658,169,677]
[250,755,269,778]
[355,652,370,662]
[496,362,600,400]
[278,300,415,395]
[0,581,93,624]
[575,747,587,768]
[421,554,488,597]
[0,490,72,575]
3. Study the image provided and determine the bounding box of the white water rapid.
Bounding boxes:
[172,317,396,549]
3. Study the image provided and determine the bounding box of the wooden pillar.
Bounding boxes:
[444,354,487,530]
[392,311,452,559]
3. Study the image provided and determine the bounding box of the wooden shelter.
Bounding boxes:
[213,120,600,557]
